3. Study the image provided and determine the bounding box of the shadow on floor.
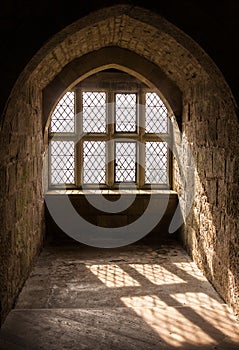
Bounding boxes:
[0,239,239,349]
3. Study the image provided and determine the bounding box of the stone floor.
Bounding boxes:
[0,240,239,349]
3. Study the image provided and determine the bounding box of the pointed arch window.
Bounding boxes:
[48,77,171,189]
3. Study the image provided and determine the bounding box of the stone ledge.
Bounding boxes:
[45,189,178,196]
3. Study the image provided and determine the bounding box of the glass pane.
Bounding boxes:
[115,93,136,132]
[83,141,106,183]
[83,92,106,132]
[51,92,75,133]
[51,141,75,184]
[115,142,136,182]
[145,92,168,133]
[145,142,168,184]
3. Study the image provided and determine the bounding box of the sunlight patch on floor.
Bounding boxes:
[171,292,239,339]
[121,295,216,347]
[173,261,206,281]
[86,264,140,288]
[129,264,186,285]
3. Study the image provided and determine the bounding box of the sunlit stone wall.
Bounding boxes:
[175,80,239,313]
[0,5,238,324]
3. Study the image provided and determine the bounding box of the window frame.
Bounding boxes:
[48,86,172,190]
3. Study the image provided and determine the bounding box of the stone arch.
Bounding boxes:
[2,5,236,132]
[1,4,239,323]
[42,46,182,132]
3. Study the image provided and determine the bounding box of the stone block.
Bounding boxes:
[204,149,213,178]
[212,148,225,178]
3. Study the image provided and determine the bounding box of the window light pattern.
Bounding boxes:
[86,264,140,288]
[130,264,186,285]
[115,93,136,132]
[145,142,168,184]
[83,141,106,183]
[115,142,136,182]
[145,92,168,133]
[171,292,239,340]
[50,92,75,133]
[121,295,215,347]
[51,141,75,184]
[83,92,106,132]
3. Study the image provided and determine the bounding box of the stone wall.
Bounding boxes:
[45,192,179,245]
[175,80,239,313]
[0,5,238,324]
[0,80,45,324]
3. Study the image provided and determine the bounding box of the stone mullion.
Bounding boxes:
[107,91,115,187]
[75,88,83,187]
[138,90,145,188]
[167,114,173,189]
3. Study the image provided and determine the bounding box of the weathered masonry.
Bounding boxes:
[0,3,238,325]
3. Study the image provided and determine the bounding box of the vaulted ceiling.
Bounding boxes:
[0,0,238,116]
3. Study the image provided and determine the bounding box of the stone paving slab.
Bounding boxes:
[0,242,239,349]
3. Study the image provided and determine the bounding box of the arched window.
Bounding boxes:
[48,71,171,189]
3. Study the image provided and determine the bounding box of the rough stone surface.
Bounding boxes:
[174,80,239,314]
[0,5,238,325]
[0,80,45,324]
[0,242,239,349]
[45,192,179,244]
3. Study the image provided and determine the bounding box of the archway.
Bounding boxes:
[0,5,238,324]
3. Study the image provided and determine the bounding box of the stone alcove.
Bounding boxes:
[0,5,238,323]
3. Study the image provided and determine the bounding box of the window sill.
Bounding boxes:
[45,189,178,196]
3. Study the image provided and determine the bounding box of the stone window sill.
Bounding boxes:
[45,189,178,196]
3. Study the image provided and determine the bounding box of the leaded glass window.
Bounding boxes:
[50,92,75,133]
[83,92,106,133]
[145,142,168,184]
[145,92,168,133]
[115,142,136,182]
[115,93,137,132]
[83,141,106,183]
[51,141,75,184]
[48,85,170,188]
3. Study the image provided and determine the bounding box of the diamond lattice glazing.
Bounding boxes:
[51,92,75,133]
[115,94,136,132]
[145,93,168,133]
[83,141,106,183]
[83,92,106,133]
[51,141,75,184]
[115,142,136,182]
[145,142,168,184]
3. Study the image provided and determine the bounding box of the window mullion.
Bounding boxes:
[48,84,171,190]
[48,142,52,189]
[138,90,145,188]
[167,115,173,189]
[107,91,114,187]
[75,88,83,187]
